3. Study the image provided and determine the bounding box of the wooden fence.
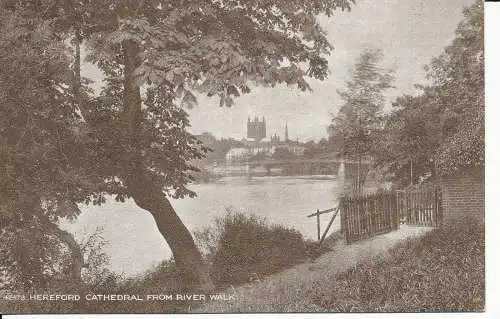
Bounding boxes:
[340,193,399,244]
[396,185,442,227]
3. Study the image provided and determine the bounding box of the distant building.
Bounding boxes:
[225,147,252,162]
[271,122,305,157]
[226,118,305,162]
[247,116,266,141]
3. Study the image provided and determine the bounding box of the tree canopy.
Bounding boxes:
[0,0,355,290]
[427,0,484,175]
[373,0,483,186]
[0,9,92,289]
[328,48,394,161]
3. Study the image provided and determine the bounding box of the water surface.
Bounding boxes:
[61,176,343,276]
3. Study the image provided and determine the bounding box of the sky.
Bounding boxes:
[82,0,476,142]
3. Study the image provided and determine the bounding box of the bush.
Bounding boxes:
[195,210,309,287]
[0,227,124,314]
[308,218,485,312]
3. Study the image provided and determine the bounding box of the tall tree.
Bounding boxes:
[426,0,484,174]
[329,48,394,192]
[0,9,98,288]
[374,0,484,185]
[2,0,355,290]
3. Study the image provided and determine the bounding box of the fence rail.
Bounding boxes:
[340,193,399,244]
[396,186,442,227]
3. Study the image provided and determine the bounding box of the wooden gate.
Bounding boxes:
[340,193,399,244]
[396,185,442,227]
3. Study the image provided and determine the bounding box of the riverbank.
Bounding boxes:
[194,220,484,312]
[194,225,433,312]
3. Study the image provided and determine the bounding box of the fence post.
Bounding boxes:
[437,187,443,227]
[316,209,321,241]
[319,207,340,247]
[394,192,399,230]
[344,198,350,244]
[340,198,345,234]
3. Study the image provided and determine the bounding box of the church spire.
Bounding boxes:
[285,121,289,141]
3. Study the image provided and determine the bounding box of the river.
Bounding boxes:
[61,176,344,277]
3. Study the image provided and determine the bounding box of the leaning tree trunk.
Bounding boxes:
[126,170,214,292]
[121,40,214,292]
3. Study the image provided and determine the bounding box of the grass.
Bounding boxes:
[1,210,323,313]
[0,260,191,314]
[196,218,484,312]
[2,211,484,313]
[309,219,484,312]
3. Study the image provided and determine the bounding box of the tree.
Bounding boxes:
[194,134,245,165]
[0,9,98,288]
[272,147,297,160]
[329,48,394,192]
[426,0,484,174]
[374,95,439,187]
[373,95,441,187]
[374,0,484,185]
[1,0,355,290]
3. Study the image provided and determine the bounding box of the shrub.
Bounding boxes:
[0,227,124,314]
[196,210,308,287]
[79,227,122,290]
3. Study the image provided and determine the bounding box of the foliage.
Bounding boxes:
[303,137,341,159]
[0,226,124,314]
[195,211,309,287]
[84,260,188,313]
[328,48,394,161]
[79,227,122,289]
[0,218,66,291]
[374,0,484,184]
[373,94,441,187]
[195,133,244,164]
[0,0,355,201]
[427,0,484,174]
[0,8,99,219]
[308,219,484,311]
[1,0,358,293]
[0,10,110,299]
[272,147,297,160]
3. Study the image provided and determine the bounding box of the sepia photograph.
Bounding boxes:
[0,0,485,314]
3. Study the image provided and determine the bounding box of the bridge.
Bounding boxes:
[242,158,373,166]
[227,157,373,181]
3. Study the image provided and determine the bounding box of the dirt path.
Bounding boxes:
[194,225,433,312]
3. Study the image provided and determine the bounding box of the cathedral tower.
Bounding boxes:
[247,116,266,141]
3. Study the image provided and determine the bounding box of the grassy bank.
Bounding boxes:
[2,213,483,313]
[309,219,484,312]
[196,219,483,312]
